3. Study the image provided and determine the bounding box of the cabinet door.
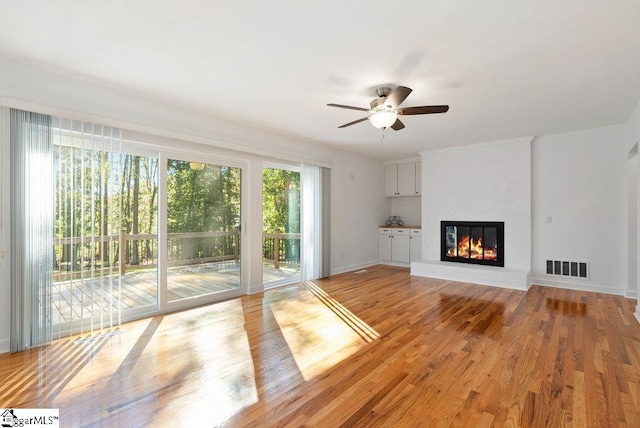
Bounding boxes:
[397,162,416,196]
[392,235,410,263]
[384,164,398,196]
[379,234,392,261]
[410,236,422,262]
[415,161,422,195]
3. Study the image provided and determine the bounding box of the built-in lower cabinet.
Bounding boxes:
[379,229,393,261]
[410,229,422,263]
[379,228,421,265]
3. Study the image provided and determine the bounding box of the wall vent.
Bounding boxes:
[545,260,589,280]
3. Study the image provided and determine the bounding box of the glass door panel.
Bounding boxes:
[262,167,301,287]
[166,159,241,302]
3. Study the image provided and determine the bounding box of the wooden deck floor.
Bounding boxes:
[5,265,640,426]
[52,261,300,324]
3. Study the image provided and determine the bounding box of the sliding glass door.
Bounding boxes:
[14,108,327,344]
[165,158,242,303]
[50,125,245,333]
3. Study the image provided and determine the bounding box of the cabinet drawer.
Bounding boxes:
[379,228,392,235]
[392,228,409,235]
[409,229,422,237]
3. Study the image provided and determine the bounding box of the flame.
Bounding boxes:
[446,235,497,261]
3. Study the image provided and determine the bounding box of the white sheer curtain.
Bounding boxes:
[301,164,320,280]
[301,164,330,280]
[10,108,53,352]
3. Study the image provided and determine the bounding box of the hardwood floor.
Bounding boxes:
[2,265,640,427]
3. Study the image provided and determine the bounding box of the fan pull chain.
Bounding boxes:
[381,128,386,143]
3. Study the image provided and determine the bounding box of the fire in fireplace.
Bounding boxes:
[440,221,504,267]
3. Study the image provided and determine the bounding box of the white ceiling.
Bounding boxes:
[1,1,639,160]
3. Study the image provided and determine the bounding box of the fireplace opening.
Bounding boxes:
[441,221,504,267]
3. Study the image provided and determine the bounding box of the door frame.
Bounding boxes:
[160,150,249,313]
[262,161,302,289]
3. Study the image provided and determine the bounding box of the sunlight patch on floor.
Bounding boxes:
[141,299,259,426]
[269,281,379,381]
[40,299,258,426]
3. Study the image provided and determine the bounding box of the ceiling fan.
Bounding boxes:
[327,86,449,131]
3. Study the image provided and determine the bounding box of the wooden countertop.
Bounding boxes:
[379,225,422,229]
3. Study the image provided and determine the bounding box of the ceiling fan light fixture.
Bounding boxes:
[328,85,449,131]
[369,110,397,129]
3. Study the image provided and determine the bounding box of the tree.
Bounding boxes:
[166,160,241,262]
[262,168,300,233]
[262,168,300,262]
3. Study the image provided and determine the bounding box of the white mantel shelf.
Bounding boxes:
[411,260,531,291]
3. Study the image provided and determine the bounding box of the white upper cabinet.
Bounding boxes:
[397,163,415,195]
[384,164,399,197]
[384,161,421,197]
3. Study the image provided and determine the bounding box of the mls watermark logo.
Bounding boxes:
[0,409,59,427]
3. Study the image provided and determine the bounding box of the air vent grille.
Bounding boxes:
[546,260,589,280]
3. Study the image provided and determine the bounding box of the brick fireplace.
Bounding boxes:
[412,137,532,290]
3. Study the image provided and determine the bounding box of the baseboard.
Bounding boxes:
[530,276,626,296]
[0,337,9,355]
[626,289,638,299]
[635,310,640,326]
[330,260,379,276]
[379,261,411,268]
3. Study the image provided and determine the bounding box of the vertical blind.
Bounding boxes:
[10,109,53,352]
[10,108,125,352]
[51,117,124,337]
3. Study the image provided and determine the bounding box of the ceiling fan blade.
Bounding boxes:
[338,117,369,128]
[384,86,412,108]
[398,105,449,115]
[327,103,369,112]
[390,118,405,131]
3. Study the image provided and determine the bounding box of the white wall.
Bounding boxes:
[0,58,384,353]
[531,124,628,294]
[330,153,386,274]
[412,116,637,296]
[389,197,421,226]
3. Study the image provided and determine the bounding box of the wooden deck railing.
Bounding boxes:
[262,230,301,269]
[53,229,301,277]
[54,230,240,276]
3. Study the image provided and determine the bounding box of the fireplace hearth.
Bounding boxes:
[441,221,504,267]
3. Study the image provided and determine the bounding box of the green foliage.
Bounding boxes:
[53,149,302,270]
[166,160,241,232]
[262,168,300,233]
[54,145,159,269]
[166,160,241,261]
